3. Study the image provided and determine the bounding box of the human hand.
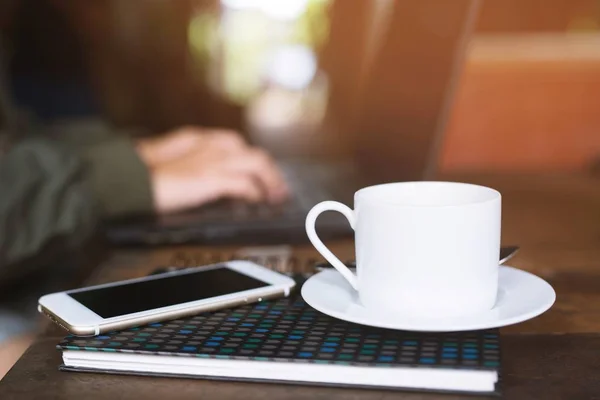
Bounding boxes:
[136,127,289,213]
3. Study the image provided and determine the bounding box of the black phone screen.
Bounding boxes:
[68,266,268,318]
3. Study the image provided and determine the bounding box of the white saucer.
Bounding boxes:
[301,266,556,332]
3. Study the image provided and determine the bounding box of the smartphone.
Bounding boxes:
[38,261,295,336]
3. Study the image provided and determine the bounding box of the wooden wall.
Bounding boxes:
[441,34,600,173]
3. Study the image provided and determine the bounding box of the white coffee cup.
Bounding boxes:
[305,181,501,318]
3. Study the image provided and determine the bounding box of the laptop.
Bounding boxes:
[106,0,480,246]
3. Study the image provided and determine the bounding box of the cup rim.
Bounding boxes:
[354,181,501,208]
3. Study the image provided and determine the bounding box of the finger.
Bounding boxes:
[151,166,264,213]
[223,149,289,203]
[216,173,265,203]
[248,149,290,203]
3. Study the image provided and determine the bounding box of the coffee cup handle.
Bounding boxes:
[305,201,358,290]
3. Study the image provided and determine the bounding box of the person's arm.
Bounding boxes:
[48,118,154,217]
[0,135,98,282]
[0,119,154,283]
[0,121,289,283]
[58,122,290,215]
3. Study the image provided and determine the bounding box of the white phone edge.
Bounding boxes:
[38,260,296,336]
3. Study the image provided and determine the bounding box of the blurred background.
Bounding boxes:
[2,0,599,174]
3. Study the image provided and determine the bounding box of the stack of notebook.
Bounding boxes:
[57,293,501,395]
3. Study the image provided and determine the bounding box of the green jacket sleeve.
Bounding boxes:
[0,135,97,281]
[49,119,154,217]
[0,119,154,282]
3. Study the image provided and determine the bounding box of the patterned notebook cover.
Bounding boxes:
[57,293,501,393]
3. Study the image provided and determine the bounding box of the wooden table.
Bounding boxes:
[1,173,599,399]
